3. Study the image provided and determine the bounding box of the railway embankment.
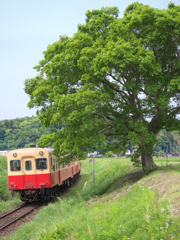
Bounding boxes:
[1,157,180,239]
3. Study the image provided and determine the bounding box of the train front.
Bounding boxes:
[7,148,52,202]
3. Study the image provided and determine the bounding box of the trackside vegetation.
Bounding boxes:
[3,157,180,240]
[0,156,20,212]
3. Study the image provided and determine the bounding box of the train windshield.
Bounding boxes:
[36,158,47,170]
[10,160,21,171]
[25,160,32,171]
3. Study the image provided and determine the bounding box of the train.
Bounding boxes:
[7,146,81,202]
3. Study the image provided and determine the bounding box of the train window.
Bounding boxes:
[10,160,21,171]
[36,158,47,170]
[25,161,32,171]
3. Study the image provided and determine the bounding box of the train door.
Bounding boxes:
[21,156,37,189]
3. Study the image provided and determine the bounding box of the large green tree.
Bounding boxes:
[25,2,180,170]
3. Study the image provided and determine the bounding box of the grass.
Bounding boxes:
[154,156,180,163]
[2,157,180,239]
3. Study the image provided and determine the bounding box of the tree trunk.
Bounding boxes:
[141,154,158,173]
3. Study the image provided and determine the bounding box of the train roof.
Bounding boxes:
[7,147,54,157]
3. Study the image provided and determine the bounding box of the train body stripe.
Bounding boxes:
[8,173,52,190]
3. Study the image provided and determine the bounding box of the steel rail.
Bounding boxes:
[0,204,40,231]
[0,203,26,220]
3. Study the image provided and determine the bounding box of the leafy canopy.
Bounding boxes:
[25,3,180,163]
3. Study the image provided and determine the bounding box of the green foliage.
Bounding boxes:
[130,152,142,168]
[24,3,180,168]
[0,156,21,212]
[156,130,180,153]
[38,222,67,240]
[105,151,114,157]
[0,156,10,201]
[0,115,178,157]
[0,195,21,213]
[159,150,164,156]
[0,116,62,150]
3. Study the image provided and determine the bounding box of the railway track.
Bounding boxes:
[0,202,42,231]
[0,203,26,221]
[0,174,81,237]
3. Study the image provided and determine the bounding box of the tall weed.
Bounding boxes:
[0,156,11,201]
[0,156,21,212]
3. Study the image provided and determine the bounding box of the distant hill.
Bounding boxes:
[0,116,61,150]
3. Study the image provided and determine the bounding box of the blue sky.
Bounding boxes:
[0,0,179,120]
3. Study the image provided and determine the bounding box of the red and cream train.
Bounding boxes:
[7,146,81,202]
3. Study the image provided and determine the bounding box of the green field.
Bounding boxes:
[1,156,180,239]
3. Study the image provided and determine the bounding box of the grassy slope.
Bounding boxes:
[3,157,180,240]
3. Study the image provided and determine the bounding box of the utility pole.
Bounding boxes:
[170,142,171,154]
[92,155,95,185]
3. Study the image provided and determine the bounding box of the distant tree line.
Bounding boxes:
[0,115,179,153]
[155,131,180,154]
[105,131,180,156]
[0,116,62,150]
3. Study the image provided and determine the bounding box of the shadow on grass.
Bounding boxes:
[106,169,146,193]
[155,162,180,173]
[108,162,180,194]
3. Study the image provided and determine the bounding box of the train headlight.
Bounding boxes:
[39,151,43,156]
[13,153,17,157]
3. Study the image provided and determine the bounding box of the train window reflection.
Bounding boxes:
[10,160,21,171]
[36,158,47,170]
[25,161,32,171]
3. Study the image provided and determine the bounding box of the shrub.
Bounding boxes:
[105,151,114,157]
[159,150,164,156]
[38,222,67,240]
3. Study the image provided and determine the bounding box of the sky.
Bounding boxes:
[0,0,179,121]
